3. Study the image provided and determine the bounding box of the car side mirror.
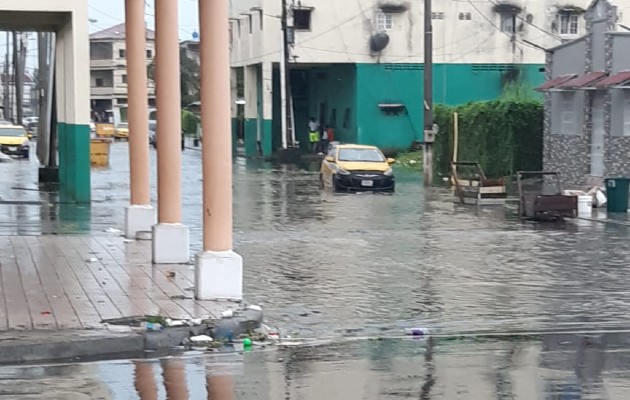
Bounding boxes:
[387,158,396,164]
[27,134,32,139]
[325,156,335,163]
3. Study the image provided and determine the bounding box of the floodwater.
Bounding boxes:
[2,142,630,398]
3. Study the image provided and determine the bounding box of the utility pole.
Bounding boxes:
[3,32,8,121]
[423,0,434,187]
[281,0,294,148]
[15,32,25,126]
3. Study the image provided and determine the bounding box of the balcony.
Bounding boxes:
[90,59,115,70]
[91,86,115,97]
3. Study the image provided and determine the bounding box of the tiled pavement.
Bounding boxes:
[0,233,230,332]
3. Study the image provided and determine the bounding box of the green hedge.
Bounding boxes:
[181,110,199,135]
[434,100,543,178]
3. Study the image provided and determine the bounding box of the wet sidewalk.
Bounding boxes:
[0,233,231,332]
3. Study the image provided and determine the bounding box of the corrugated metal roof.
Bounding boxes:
[594,70,630,87]
[557,72,608,88]
[535,74,577,91]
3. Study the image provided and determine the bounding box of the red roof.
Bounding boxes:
[594,71,630,88]
[535,74,577,91]
[557,72,608,88]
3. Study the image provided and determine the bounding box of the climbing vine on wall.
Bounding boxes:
[434,100,544,178]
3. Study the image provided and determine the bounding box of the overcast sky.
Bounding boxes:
[88,0,200,40]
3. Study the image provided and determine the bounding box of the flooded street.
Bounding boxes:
[2,142,630,398]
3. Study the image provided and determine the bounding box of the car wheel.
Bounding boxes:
[22,151,29,159]
[333,176,343,193]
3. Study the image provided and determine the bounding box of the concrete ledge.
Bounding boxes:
[0,325,213,365]
[0,330,144,365]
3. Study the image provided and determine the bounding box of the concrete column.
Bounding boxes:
[261,62,273,155]
[55,9,91,203]
[195,0,243,300]
[243,65,258,156]
[152,0,190,263]
[125,0,156,240]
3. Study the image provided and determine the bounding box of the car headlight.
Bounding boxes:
[336,166,351,176]
[384,167,393,176]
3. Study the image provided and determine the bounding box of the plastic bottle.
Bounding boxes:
[404,327,429,336]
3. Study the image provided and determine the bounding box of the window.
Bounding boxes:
[343,108,352,129]
[432,12,444,20]
[557,13,579,35]
[624,99,630,135]
[95,78,104,87]
[259,10,264,30]
[119,49,126,58]
[376,12,393,31]
[294,9,312,30]
[248,15,253,34]
[500,14,516,33]
[146,49,152,59]
[117,98,127,105]
[122,74,127,84]
[458,12,471,20]
[330,109,337,128]
[560,92,575,135]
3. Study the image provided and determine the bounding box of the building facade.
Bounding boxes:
[539,0,630,187]
[89,23,156,122]
[230,0,630,156]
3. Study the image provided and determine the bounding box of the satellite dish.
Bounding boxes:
[370,32,390,52]
[192,31,199,40]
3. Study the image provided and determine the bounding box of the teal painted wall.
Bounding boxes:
[356,64,424,152]
[272,63,545,154]
[58,122,91,203]
[432,64,544,105]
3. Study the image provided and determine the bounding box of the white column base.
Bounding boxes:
[195,250,243,301]
[152,223,190,264]
[125,205,157,240]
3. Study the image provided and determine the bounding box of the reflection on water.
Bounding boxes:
[2,333,630,399]
[3,144,630,397]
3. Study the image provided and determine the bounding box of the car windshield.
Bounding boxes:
[338,148,385,162]
[0,128,26,137]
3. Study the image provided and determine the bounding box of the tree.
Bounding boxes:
[147,48,200,108]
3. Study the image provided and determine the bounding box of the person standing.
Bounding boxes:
[308,117,320,153]
[320,124,330,154]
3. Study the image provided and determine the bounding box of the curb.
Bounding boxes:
[0,325,212,365]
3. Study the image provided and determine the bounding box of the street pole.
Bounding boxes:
[15,32,25,126]
[37,32,50,166]
[423,0,434,187]
[281,0,294,147]
[3,32,9,121]
[196,0,243,300]
[124,0,155,240]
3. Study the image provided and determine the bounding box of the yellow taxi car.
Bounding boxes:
[114,122,129,140]
[0,124,30,158]
[320,144,395,192]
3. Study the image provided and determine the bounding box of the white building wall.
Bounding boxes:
[231,0,630,67]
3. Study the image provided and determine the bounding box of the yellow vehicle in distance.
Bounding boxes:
[0,124,30,159]
[320,144,395,193]
[114,122,129,140]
